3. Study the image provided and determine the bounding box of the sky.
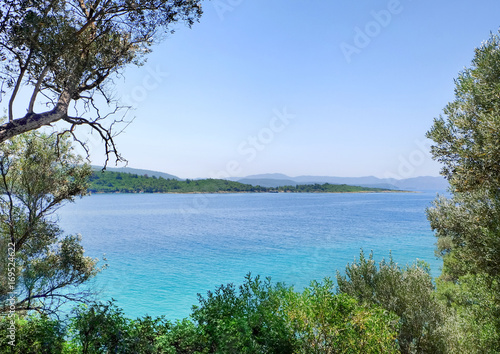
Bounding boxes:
[10,0,500,179]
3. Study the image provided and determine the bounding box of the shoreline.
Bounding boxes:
[87,190,416,195]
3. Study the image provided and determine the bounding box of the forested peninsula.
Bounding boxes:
[88,170,393,194]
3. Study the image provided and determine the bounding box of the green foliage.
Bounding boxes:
[427,191,500,280]
[89,172,269,193]
[191,274,296,353]
[281,278,399,353]
[0,274,426,353]
[0,132,102,315]
[436,274,500,353]
[192,274,399,353]
[426,31,500,280]
[426,31,500,191]
[157,319,207,354]
[0,314,66,353]
[426,30,500,351]
[68,301,131,353]
[336,250,447,354]
[88,170,392,194]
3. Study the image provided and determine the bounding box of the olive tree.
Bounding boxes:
[0,131,102,316]
[426,31,500,280]
[0,0,203,163]
[336,251,447,353]
[426,30,500,349]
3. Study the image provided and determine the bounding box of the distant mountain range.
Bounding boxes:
[92,166,449,191]
[228,174,449,191]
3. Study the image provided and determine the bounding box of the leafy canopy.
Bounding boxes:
[426,30,500,349]
[426,31,500,280]
[0,131,102,316]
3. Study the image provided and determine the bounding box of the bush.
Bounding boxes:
[68,301,131,353]
[191,274,296,353]
[337,250,448,353]
[436,274,500,353]
[0,314,65,353]
[281,278,399,353]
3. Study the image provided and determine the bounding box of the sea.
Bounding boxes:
[57,191,443,320]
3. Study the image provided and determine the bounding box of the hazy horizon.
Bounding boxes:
[103,165,445,181]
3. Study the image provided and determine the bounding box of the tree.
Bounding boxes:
[192,274,297,353]
[426,30,500,280]
[0,0,203,163]
[0,131,103,316]
[426,30,500,349]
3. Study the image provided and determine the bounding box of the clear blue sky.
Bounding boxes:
[65,1,500,178]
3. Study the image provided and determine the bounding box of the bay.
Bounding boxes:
[57,191,442,320]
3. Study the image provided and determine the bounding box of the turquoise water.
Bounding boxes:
[57,192,442,320]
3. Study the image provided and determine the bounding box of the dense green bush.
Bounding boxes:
[336,250,447,354]
[280,278,399,353]
[436,274,500,353]
[67,301,208,353]
[0,314,66,353]
[191,275,297,353]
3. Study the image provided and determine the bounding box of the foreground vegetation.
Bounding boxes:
[89,170,392,194]
[0,264,413,353]
[0,253,494,353]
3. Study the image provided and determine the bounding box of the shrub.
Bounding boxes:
[337,250,448,353]
[191,274,296,353]
[281,278,399,353]
[0,314,65,353]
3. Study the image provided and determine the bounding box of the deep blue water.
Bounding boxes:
[57,192,442,320]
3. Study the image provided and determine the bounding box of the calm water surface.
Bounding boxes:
[57,192,442,320]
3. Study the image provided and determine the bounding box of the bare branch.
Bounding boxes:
[8,50,33,121]
[64,113,127,167]
[28,65,50,114]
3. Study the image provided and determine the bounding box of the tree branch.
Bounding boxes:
[0,90,71,143]
[28,65,50,114]
[8,50,33,121]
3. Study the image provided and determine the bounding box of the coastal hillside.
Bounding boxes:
[88,170,393,194]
